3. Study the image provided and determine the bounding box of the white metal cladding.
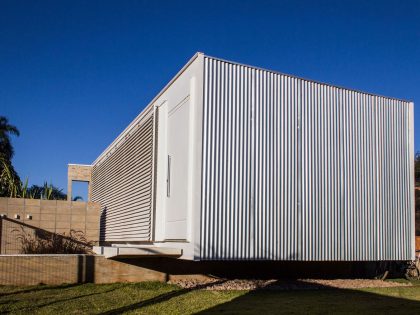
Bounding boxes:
[91,108,156,242]
[201,56,413,261]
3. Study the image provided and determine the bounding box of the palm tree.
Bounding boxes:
[0,116,20,161]
[0,116,20,196]
[26,183,67,200]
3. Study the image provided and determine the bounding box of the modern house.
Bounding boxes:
[69,53,415,261]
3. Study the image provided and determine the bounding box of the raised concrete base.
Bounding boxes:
[93,246,182,258]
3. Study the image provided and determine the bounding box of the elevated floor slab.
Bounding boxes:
[93,246,182,258]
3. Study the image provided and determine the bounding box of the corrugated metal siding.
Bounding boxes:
[91,109,156,242]
[201,56,413,260]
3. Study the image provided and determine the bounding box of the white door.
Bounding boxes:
[165,99,190,240]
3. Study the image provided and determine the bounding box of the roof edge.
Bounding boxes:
[204,54,412,103]
[92,52,203,166]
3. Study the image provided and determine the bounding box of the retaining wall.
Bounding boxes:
[0,254,384,286]
[0,255,169,285]
[0,197,100,254]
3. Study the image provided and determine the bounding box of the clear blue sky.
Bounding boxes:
[1,0,419,199]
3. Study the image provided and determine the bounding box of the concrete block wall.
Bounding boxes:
[0,197,100,254]
[0,255,168,285]
[0,255,84,285]
[67,164,92,201]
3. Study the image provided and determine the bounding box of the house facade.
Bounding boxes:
[69,53,415,261]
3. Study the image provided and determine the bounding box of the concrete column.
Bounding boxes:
[67,179,73,201]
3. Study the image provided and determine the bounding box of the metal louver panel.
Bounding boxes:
[201,56,413,261]
[91,109,156,242]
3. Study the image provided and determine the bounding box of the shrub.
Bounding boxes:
[16,227,93,254]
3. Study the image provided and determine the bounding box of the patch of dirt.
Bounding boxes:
[298,279,411,289]
[169,278,412,290]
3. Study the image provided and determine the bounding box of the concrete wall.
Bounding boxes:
[0,197,100,254]
[67,164,92,201]
[0,255,168,285]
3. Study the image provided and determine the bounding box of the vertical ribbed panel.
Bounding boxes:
[91,109,156,242]
[201,56,413,261]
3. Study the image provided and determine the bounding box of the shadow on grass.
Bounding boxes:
[0,283,80,297]
[100,280,227,315]
[198,280,420,314]
[2,286,122,312]
[101,280,420,314]
[0,284,120,312]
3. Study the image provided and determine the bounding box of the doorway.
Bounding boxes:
[165,98,190,240]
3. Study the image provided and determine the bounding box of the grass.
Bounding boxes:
[0,280,420,314]
[387,278,420,286]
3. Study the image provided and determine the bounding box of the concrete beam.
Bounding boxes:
[93,246,182,258]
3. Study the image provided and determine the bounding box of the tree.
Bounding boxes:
[0,116,20,161]
[0,116,20,197]
[26,182,67,200]
[0,116,69,200]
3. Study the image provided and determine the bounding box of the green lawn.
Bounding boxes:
[1,281,420,314]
